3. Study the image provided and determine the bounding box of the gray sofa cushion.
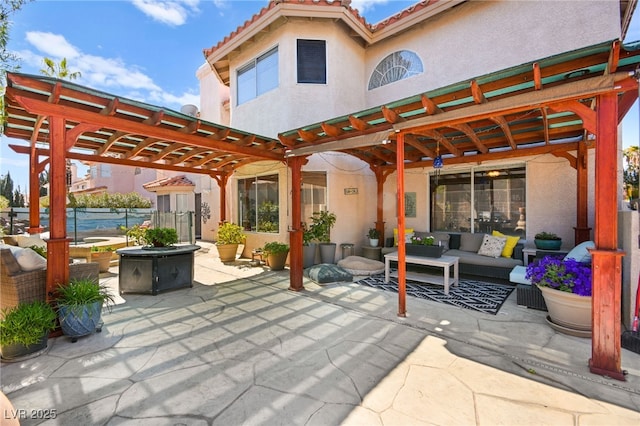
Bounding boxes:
[447,249,522,268]
[459,233,485,252]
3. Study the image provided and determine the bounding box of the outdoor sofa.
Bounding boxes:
[381,231,524,281]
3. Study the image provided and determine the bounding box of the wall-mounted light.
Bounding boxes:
[487,170,500,177]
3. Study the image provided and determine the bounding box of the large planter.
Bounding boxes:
[405,244,443,258]
[319,243,337,264]
[58,301,103,342]
[217,243,239,263]
[267,251,289,271]
[534,239,562,250]
[0,334,48,360]
[538,285,592,336]
[303,243,317,268]
[91,251,113,273]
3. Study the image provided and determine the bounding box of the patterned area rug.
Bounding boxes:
[356,273,515,315]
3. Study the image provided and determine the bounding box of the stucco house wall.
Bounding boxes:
[364,0,620,106]
[197,0,626,257]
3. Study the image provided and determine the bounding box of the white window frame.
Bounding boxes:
[368,50,423,90]
[237,47,279,105]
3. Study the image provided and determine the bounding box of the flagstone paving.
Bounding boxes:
[1,241,639,425]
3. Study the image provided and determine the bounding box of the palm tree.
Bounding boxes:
[40,57,81,80]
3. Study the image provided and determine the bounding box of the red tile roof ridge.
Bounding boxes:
[143,175,195,189]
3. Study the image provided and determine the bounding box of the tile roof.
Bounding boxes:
[202,0,444,58]
[143,175,195,190]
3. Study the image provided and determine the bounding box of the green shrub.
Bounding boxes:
[217,222,246,245]
[263,241,289,255]
[0,301,57,346]
[144,228,178,247]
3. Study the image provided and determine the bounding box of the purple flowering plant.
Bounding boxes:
[410,235,435,246]
[525,256,592,296]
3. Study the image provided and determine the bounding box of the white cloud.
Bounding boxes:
[25,32,80,58]
[131,0,201,26]
[350,0,390,15]
[13,33,197,111]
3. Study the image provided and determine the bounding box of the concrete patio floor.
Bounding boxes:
[1,241,639,425]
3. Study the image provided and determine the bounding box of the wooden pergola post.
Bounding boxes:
[288,156,305,292]
[214,174,229,223]
[589,92,625,380]
[45,116,70,301]
[373,166,390,244]
[574,140,591,244]
[27,147,45,234]
[396,132,407,317]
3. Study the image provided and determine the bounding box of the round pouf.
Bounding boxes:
[338,255,385,276]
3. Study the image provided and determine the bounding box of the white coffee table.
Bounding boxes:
[384,251,459,294]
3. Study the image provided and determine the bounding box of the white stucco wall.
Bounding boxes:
[227,19,366,137]
[365,0,620,107]
[197,63,230,126]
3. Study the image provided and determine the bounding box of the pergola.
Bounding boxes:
[3,39,640,381]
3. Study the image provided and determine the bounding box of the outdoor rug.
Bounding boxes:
[356,273,515,315]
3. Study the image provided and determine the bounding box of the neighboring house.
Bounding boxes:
[197,0,635,253]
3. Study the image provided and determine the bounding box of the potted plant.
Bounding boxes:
[90,246,114,272]
[0,301,57,360]
[406,235,443,258]
[143,227,178,248]
[534,232,562,250]
[526,256,592,336]
[55,278,115,343]
[309,210,336,264]
[263,241,290,271]
[367,228,380,247]
[216,222,246,262]
[302,223,317,268]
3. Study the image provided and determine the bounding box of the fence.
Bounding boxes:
[0,208,194,245]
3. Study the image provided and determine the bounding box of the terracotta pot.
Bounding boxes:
[267,251,289,270]
[538,285,592,331]
[216,243,238,262]
[91,251,112,273]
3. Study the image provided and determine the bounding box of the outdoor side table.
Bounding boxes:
[117,245,201,295]
[362,246,382,261]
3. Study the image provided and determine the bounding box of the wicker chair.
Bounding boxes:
[1,248,100,313]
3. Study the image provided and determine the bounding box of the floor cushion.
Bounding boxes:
[337,256,384,276]
[305,263,353,284]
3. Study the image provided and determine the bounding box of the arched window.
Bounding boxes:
[368,50,423,90]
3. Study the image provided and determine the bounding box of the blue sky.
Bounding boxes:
[1,0,640,194]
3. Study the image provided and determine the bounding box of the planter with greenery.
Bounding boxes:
[310,210,337,264]
[534,232,562,250]
[406,235,443,258]
[90,246,114,272]
[0,300,57,360]
[526,256,592,336]
[302,224,317,268]
[367,228,380,247]
[216,222,246,262]
[55,278,115,343]
[144,227,179,248]
[263,241,290,271]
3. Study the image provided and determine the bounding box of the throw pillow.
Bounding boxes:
[305,263,353,284]
[492,231,520,258]
[477,234,507,258]
[16,235,47,249]
[13,247,47,271]
[564,240,595,263]
[393,228,414,246]
[459,233,485,252]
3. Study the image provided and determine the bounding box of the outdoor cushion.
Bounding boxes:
[305,263,353,284]
[459,232,485,252]
[393,228,414,246]
[492,231,520,258]
[477,234,506,258]
[337,256,384,276]
[13,247,47,271]
[16,234,47,249]
[509,265,530,285]
[564,240,595,263]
